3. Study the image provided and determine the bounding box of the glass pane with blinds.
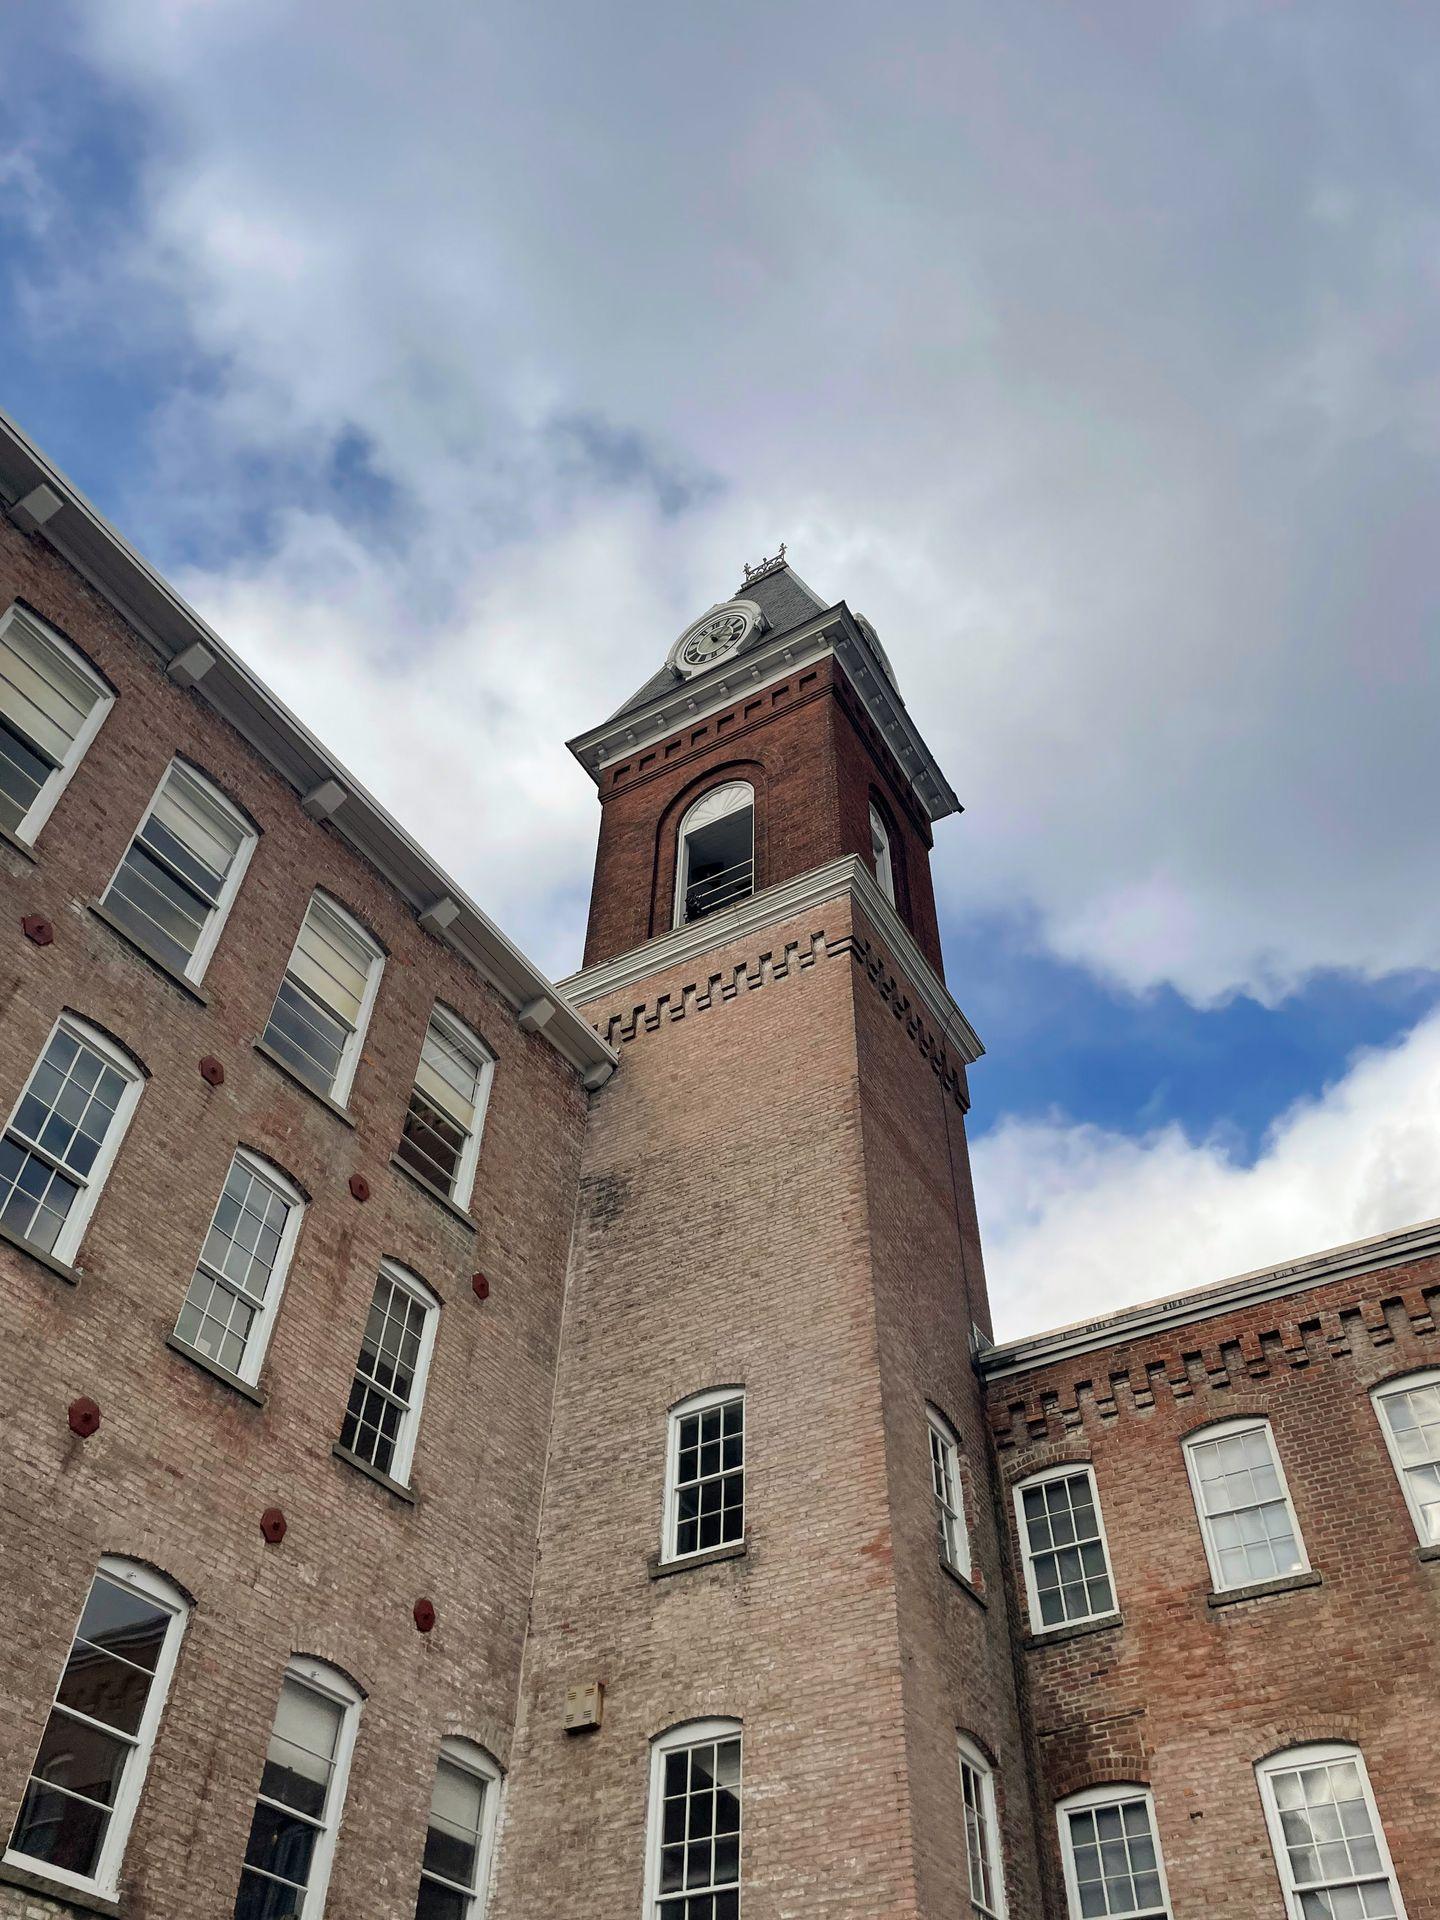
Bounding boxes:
[1066,1797,1167,1917]
[416,1758,489,1917]
[0,612,101,767]
[0,1027,130,1254]
[657,1735,741,1920]
[1191,1427,1303,1588]
[235,1679,344,1917]
[673,1400,745,1558]
[1269,1758,1397,1918]
[398,1018,487,1197]
[1022,1474,1113,1627]
[8,1572,173,1881]
[1380,1380,1440,1543]
[289,901,375,1026]
[103,767,248,971]
[175,1157,293,1376]
[262,976,350,1092]
[340,1272,429,1476]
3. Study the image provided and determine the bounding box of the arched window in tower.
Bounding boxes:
[675,781,755,926]
[869,801,895,906]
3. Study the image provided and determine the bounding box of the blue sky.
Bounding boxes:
[7,1,1440,1335]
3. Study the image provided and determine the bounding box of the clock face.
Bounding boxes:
[680,612,747,669]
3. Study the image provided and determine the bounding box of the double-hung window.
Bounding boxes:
[1057,1787,1171,1919]
[0,1015,143,1262]
[338,1261,440,1485]
[675,782,755,924]
[396,1009,494,1207]
[173,1151,304,1385]
[663,1389,745,1562]
[5,1557,188,1898]
[1371,1371,1440,1547]
[869,801,896,906]
[262,893,382,1104]
[1182,1417,1308,1592]
[928,1407,970,1578]
[415,1740,501,1919]
[1256,1745,1408,1919]
[645,1720,742,1920]
[100,760,254,981]
[1014,1465,1117,1633]
[0,602,112,845]
[958,1736,1006,1918]
[234,1659,360,1920]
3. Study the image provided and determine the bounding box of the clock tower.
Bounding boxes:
[489,552,1043,1919]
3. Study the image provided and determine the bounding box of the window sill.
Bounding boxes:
[1418,1543,1440,1564]
[940,1559,988,1608]
[332,1441,417,1504]
[648,1538,748,1580]
[87,900,209,1006]
[389,1154,477,1233]
[253,1041,357,1128]
[0,1857,121,1916]
[1022,1611,1123,1650]
[0,819,39,864]
[0,1214,81,1286]
[1207,1569,1322,1609]
[165,1333,266,1407]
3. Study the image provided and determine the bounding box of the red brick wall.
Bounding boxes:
[581,656,943,974]
[985,1261,1440,1918]
[0,517,588,1918]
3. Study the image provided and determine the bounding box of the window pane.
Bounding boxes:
[103,843,211,970]
[143,771,245,899]
[1381,1383,1440,1543]
[263,975,350,1091]
[671,1400,744,1557]
[0,614,100,765]
[654,1735,741,1912]
[1191,1427,1301,1586]
[1026,1474,1113,1624]
[414,1021,484,1132]
[234,1869,307,1920]
[0,713,53,833]
[397,1088,466,1194]
[288,901,375,1025]
[176,1157,293,1374]
[243,1798,320,1883]
[1066,1796,1164,1916]
[416,1883,470,1920]
[10,1778,111,1877]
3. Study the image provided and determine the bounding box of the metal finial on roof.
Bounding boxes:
[742,543,787,585]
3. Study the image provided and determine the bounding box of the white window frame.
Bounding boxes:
[416,1737,503,1919]
[1256,1743,1408,1920]
[172,1148,305,1386]
[4,1555,188,1899]
[643,1717,743,1920]
[239,1656,362,1920]
[400,1005,495,1209]
[673,781,755,928]
[100,758,256,984]
[957,1734,1006,1919]
[1056,1785,1172,1920]
[339,1259,441,1487]
[265,891,384,1106]
[1013,1463,1119,1636]
[1181,1416,1310,1593]
[928,1406,971,1579]
[0,602,113,846]
[662,1387,746,1565]
[1371,1368,1440,1547]
[869,801,896,906]
[0,1013,145,1265]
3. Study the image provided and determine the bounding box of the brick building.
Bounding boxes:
[0,411,1434,1919]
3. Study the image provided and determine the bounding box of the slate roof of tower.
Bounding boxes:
[604,561,831,724]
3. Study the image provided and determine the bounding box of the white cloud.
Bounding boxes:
[975,1006,1440,1341]
[14,1,1440,1002]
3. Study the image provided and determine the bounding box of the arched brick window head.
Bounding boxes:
[674,781,755,927]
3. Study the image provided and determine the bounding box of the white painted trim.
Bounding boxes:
[1371,1368,1440,1547]
[642,1719,743,1920]
[100,757,257,984]
[0,411,614,1081]
[926,1404,971,1580]
[1055,1784,1172,1920]
[981,1214,1440,1381]
[264,1657,363,1920]
[1255,1744,1408,1920]
[1,1012,145,1266]
[1180,1416,1310,1592]
[1013,1463,1120,1637]
[414,1005,496,1211]
[4,1555,189,1898]
[267,891,384,1107]
[561,853,983,1067]
[174,1149,306,1386]
[363,1258,440,1487]
[956,1734,1007,1920]
[0,600,114,846]
[661,1387,746,1565]
[426,1737,503,1917]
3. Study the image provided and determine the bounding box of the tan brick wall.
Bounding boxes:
[986,1261,1440,1917]
[0,518,588,1918]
